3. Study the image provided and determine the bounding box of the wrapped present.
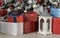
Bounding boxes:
[24,21,33,34]
[52,18,60,34]
[29,13,38,21]
[13,16,16,22]
[16,15,24,22]
[7,17,13,22]
[24,21,38,34]
[0,22,23,36]
[23,13,30,21]
[31,21,38,32]
[18,22,23,34]
[24,12,38,22]
[0,22,18,36]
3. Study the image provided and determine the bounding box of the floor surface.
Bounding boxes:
[0,32,60,38]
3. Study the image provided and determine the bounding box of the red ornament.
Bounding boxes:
[7,17,13,22]
[0,1,3,6]
[46,8,50,14]
[18,0,22,2]
[37,0,42,3]
[16,15,24,22]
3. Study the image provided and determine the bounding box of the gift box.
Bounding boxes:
[7,15,24,23]
[24,12,38,22]
[0,22,24,36]
[24,21,38,34]
[18,22,23,34]
[0,22,18,36]
[52,18,60,34]
[7,16,17,23]
[13,16,16,22]
[16,15,24,22]
[29,13,38,21]
[31,21,38,32]
[23,13,30,21]
[7,17,13,22]
[24,21,33,34]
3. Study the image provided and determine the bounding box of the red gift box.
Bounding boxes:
[29,14,38,21]
[29,11,38,21]
[24,12,38,22]
[16,15,24,22]
[52,18,60,34]
[24,21,33,34]
[32,21,38,32]
[23,13,30,21]
[24,21,38,34]
[7,17,13,22]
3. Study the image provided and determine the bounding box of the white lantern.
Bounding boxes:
[38,16,52,35]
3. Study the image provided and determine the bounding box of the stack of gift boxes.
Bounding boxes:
[0,0,60,36]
